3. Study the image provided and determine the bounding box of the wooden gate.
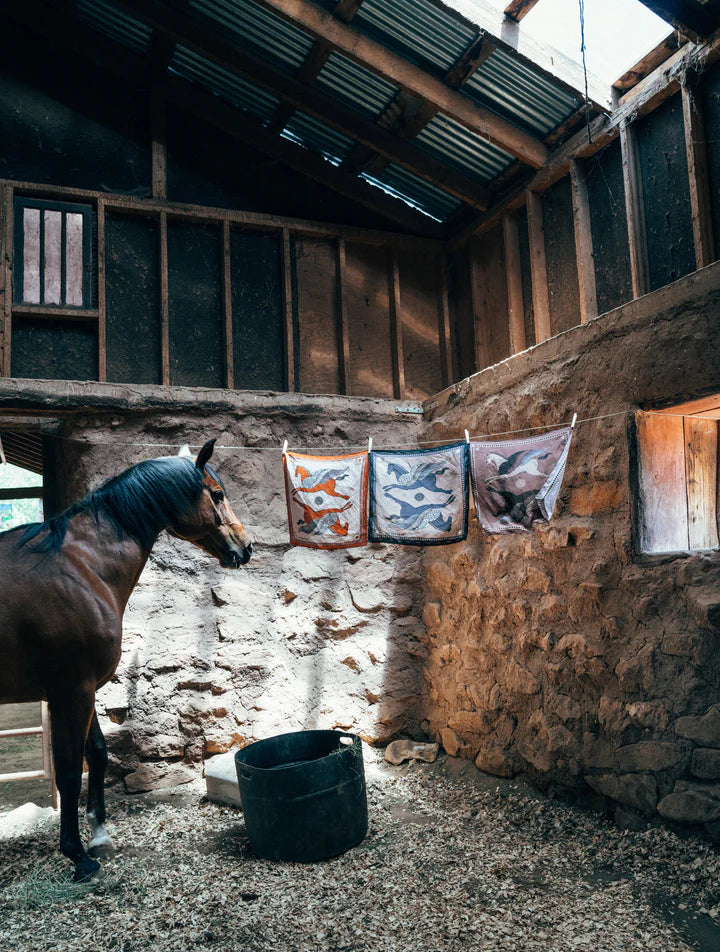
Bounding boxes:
[0,701,58,808]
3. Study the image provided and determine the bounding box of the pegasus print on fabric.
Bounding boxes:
[283,450,369,549]
[470,426,573,533]
[369,443,469,545]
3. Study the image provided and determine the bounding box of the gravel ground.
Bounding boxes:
[1,749,720,952]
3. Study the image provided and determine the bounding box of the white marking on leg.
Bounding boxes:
[87,810,113,850]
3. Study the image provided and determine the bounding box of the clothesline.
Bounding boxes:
[25,407,678,454]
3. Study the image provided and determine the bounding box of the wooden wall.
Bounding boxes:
[454,55,720,378]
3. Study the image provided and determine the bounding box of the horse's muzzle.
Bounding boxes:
[224,541,252,568]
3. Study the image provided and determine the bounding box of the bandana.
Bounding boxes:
[470,427,573,533]
[283,450,369,549]
[369,442,469,545]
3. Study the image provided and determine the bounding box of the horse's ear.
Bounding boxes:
[177,444,193,459]
[195,438,216,471]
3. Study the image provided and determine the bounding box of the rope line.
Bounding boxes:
[31,408,692,453]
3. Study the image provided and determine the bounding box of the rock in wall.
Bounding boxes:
[50,392,427,792]
[420,262,720,838]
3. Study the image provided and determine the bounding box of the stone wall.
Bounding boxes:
[24,386,426,792]
[419,262,720,837]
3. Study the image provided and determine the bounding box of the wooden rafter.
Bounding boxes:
[635,1,719,44]
[250,0,549,166]
[110,0,491,210]
[503,0,542,22]
[7,0,444,237]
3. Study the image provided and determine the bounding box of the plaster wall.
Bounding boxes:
[18,387,427,793]
[420,261,720,836]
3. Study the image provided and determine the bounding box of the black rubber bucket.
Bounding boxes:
[234,729,368,862]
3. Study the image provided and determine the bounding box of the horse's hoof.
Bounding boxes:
[88,840,115,860]
[74,857,101,882]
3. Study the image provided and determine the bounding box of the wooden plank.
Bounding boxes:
[469,228,511,371]
[1,185,13,377]
[281,228,295,392]
[0,487,44,500]
[635,1,717,44]
[159,212,170,386]
[636,410,689,552]
[222,220,234,390]
[97,198,107,382]
[667,394,720,416]
[0,770,47,782]
[502,213,526,353]
[343,242,394,397]
[11,305,99,321]
[0,726,44,737]
[437,253,453,388]
[151,87,168,201]
[525,190,551,342]
[684,416,719,549]
[294,237,340,395]
[570,159,598,324]
[387,249,405,399]
[336,238,351,396]
[620,122,650,299]
[682,76,715,270]
[397,245,443,398]
[613,33,683,91]
[504,0,542,21]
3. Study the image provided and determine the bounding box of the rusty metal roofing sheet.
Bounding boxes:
[0,432,44,475]
[464,48,581,136]
[170,46,280,123]
[415,114,513,182]
[353,0,476,74]
[361,165,462,221]
[315,53,399,119]
[77,0,153,53]
[281,112,354,166]
[189,0,315,72]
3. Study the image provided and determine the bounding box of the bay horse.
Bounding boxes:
[0,439,252,881]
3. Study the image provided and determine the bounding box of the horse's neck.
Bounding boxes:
[64,512,154,613]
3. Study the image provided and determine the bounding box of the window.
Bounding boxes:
[636,399,720,554]
[13,199,94,309]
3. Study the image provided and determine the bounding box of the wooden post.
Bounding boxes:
[682,74,715,270]
[281,227,295,392]
[335,238,351,396]
[570,158,598,324]
[620,121,650,298]
[525,189,551,343]
[1,184,13,377]
[387,248,405,400]
[96,198,107,382]
[151,87,168,201]
[222,219,234,389]
[159,211,170,385]
[468,245,485,371]
[40,701,58,810]
[502,213,526,353]
[437,253,453,388]
[684,416,718,550]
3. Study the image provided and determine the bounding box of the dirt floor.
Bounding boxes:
[1,745,720,952]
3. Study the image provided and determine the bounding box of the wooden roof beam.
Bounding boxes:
[111,0,491,209]
[8,0,444,238]
[503,0,542,22]
[250,0,548,167]
[636,1,719,44]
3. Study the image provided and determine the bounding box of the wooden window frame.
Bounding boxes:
[13,197,94,312]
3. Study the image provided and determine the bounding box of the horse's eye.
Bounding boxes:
[211,490,224,504]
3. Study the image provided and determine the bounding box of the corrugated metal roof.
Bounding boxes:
[189,0,315,72]
[281,112,354,166]
[361,164,462,221]
[353,0,476,74]
[415,114,514,183]
[170,46,280,123]
[464,48,581,136]
[77,0,153,54]
[315,53,398,119]
[0,432,44,476]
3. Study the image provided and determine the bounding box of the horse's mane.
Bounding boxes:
[18,456,208,554]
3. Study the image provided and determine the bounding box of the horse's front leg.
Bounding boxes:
[48,686,101,881]
[85,710,114,859]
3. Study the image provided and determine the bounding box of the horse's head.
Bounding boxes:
[168,439,253,568]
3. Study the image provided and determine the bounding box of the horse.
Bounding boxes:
[0,438,253,881]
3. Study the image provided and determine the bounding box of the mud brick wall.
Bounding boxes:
[39,388,426,793]
[419,261,720,838]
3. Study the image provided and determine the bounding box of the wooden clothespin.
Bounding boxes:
[464,429,470,444]
[367,437,372,453]
[282,439,288,456]
[571,413,577,429]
